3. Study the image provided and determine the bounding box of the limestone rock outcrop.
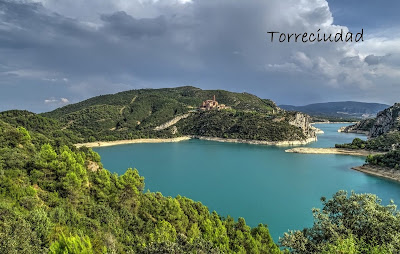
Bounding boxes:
[338,103,400,138]
[369,103,400,138]
[153,113,191,131]
[288,112,317,139]
[338,120,372,135]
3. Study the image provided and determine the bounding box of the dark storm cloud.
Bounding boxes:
[328,0,400,31]
[339,56,364,67]
[100,11,167,38]
[0,0,399,112]
[0,0,112,80]
[0,0,253,82]
[364,55,384,66]
[0,1,203,78]
[0,1,96,49]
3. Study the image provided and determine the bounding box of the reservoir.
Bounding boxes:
[94,123,400,241]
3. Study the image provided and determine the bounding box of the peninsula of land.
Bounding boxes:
[75,136,191,148]
[42,86,319,147]
[352,165,400,183]
[193,136,317,146]
[76,135,318,148]
[285,147,383,157]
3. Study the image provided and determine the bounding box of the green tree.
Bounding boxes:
[28,208,52,246]
[49,234,95,254]
[37,144,58,168]
[280,191,400,253]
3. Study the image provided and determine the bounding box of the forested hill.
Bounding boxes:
[0,114,281,253]
[280,101,389,119]
[44,86,278,118]
[41,86,316,143]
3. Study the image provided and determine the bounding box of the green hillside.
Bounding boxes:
[44,87,276,118]
[0,110,83,146]
[177,110,307,141]
[0,116,281,253]
[42,86,313,143]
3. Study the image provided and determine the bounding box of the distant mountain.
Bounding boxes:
[279,101,390,119]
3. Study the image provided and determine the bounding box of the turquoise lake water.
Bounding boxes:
[94,123,400,241]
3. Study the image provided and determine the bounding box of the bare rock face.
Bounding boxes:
[339,103,400,138]
[288,112,317,139]
[87,161,101,172]
[171,126,178,135]
[338,120,372,135]
[369,103,400,138]
[154,113,191,131]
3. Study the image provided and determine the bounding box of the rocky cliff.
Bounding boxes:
[288,112,318,139]
[153,113,191,131]
[338,103,400,138]
[369,103,400,138]
[338,119,374,135]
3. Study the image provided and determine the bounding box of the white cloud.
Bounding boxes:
[355,36,400,57]
[60,98,69,103]
[44,98,70,104]
[2,69,53,79]
[44,99,57,104]
[292,52,313,69]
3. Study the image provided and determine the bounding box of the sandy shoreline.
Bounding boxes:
[311,122,358,124]
[75,136,192,148]
[285,147,383,156]
[352,165,400,183]
[75,136,318,148]
[192,136,317,146]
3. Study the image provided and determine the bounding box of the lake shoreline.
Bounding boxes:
[192,136,317,146]
[311,122,358,124]
[285,147,383,156]
[76,136,318,148]
[352,165,400,183]
[75,136,192,148]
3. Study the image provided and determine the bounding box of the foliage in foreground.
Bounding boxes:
[280,191,400,253]
[0,120,280,253]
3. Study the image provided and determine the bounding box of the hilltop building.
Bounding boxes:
[199,95,230,111]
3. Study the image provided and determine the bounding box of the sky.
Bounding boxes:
[0,0,399,112]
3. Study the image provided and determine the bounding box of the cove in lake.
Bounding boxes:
[94,123,400,241]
